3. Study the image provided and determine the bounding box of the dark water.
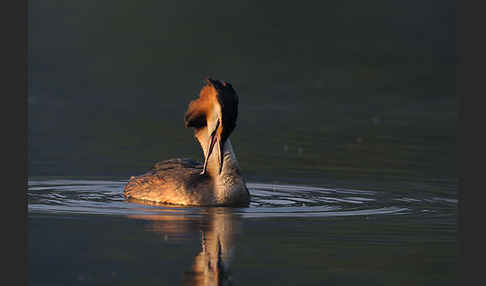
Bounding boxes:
[28,179,456,285]
[28,0,456,285]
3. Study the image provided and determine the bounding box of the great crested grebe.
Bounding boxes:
[124,78,250,206]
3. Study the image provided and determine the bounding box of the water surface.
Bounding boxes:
[28,179,456,285]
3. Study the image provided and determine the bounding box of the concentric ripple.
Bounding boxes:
[27,179,456,218]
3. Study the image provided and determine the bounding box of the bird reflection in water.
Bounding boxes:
[127,205,242,286]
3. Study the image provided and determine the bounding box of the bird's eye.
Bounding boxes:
[186,114,206,129]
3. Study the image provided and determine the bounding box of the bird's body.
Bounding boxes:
[124,78,250,206]
[124,140,249,206]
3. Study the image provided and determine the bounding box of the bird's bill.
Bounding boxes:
[200,121,223,175]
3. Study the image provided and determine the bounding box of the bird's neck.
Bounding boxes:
[195,131,248,203]
[206,139,241,178]
[194,129,243,179]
